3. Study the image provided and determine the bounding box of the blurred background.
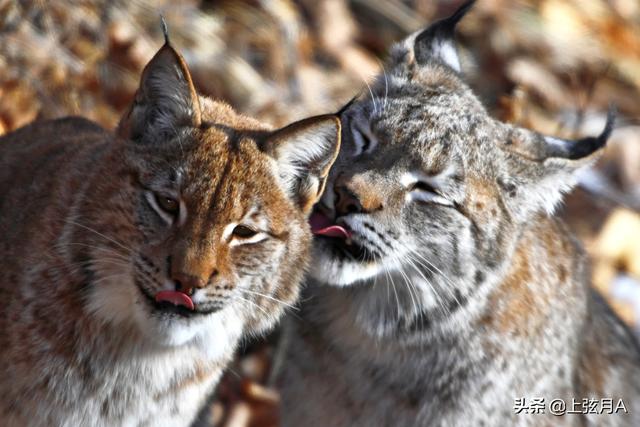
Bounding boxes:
[1,0,639,425]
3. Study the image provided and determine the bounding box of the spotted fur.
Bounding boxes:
[0,40,339,426]
[278,2,640,426]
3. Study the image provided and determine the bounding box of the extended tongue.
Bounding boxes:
[155,291,195,310]
[310,212,351,239]
[314,225,351,239]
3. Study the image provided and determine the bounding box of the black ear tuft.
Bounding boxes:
[160,15,170,45]
[414,0,476,69]
[564,106,616,160]
[116,42,202,142]
[441,0,476,29]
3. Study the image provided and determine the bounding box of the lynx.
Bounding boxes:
[0,34,340,426]
[277,2,640,426]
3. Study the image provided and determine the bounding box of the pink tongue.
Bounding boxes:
[310,212,351,239]
[155,291,195,310]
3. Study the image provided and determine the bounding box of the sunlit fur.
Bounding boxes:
[278,3,640,426]
[0,42,339,426]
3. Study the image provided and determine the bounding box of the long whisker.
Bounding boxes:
[63,219,134,255]
[54,242,130,261]
[403,253,449,317]
[392,253,420,318]
[37,256,130,274]
[383,68,389,112]
[357,72,379,114]
[382,262,401,319]
[375,57,390,112]
[407,254,451,316]
[375,258,389,308]
[232,295,270,317]
[78,258,129,268]
[90,272,131,286]
[408,249,462,307]
[240,289,299,311]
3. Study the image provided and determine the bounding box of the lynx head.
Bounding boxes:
[310,0,612,304]
[80,40,339,347]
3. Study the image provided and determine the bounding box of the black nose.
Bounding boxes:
[334,184,363,217]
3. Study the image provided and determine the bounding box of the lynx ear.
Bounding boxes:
[412,0,475,72]
[499,109,615,216]
[117,41,202,142]
[263,115,341,214]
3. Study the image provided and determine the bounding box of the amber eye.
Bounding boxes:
[155,194,179,215]
[232,225,258,238]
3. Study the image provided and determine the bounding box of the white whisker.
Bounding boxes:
[232,295,269,317]
[375,57,390,112]
[241,289,298,311]
[408,249,462,308]
[392,253,420,318]
[382,262,401,319]
[54,242,130,261]
[63,219,134,255]
[90,273,130,286]
[404,254,449,316]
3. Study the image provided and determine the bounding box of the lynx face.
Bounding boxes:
[310,2,611,314]
[84,43,339,347]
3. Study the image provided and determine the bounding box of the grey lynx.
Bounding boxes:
[277,2,640,426]
[0,35,339,426]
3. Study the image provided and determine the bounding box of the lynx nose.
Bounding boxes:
[334,184,363,217]
[334,175,383,217]
[172,271,215,296]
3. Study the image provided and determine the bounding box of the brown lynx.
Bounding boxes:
[278,2,640,426]
[0,35,339,426]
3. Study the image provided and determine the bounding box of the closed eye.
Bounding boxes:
[407,182,453,206]
[410,181,437,194]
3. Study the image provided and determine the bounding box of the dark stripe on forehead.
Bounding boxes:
[208,151,235,215]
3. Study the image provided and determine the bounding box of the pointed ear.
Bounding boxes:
[412,0,475,72]
[499,109,615,217]
[117,43,202,142]
[262,115,341,214]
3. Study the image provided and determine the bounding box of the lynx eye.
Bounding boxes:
[155,194,179,215]
[232,225,258,238]
[145,191,181,225]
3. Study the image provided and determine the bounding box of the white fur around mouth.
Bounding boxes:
[310,238,385,286]
[136,280,222,317]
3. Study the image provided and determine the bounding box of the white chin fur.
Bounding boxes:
[86,275,244,352]
[138,313,206,347]
[138,308,243,357]
[309,249,382,286]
